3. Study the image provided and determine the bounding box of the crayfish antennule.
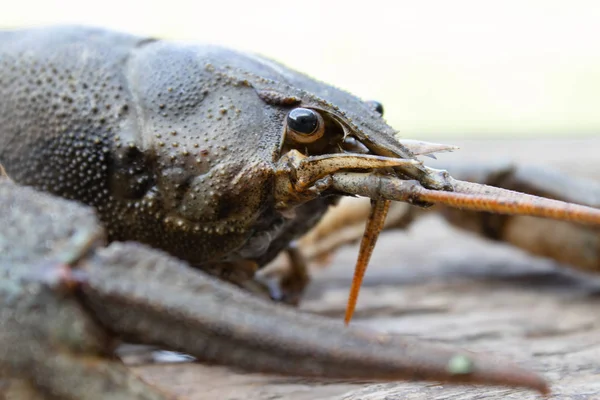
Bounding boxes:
[395,138,459,156]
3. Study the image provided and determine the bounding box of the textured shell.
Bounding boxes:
[0,26,399,268]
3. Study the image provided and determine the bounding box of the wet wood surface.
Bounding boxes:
[131,138,600,400]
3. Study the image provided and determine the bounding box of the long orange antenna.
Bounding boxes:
[423,179,600,225]
[331,173,600,226]
[344,199,391,325]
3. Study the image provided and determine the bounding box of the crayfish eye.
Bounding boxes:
[285,108,325,144]
[366,100,384,116]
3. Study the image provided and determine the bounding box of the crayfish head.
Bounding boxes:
[257,85,463,322]
[254,74,600,323]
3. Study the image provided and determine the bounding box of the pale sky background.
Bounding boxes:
[2,0,600,138]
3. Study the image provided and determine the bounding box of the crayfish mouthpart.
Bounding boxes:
[289,150,421,190]
[274,149,422,208]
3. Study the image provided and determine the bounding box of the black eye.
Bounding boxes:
[367,100,384,116]
[287,108,319,135]
[285,108,325,144]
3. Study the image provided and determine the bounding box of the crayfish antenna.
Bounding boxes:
[428,178,600,225]
[332,171,600,325]
[331,172,600,226]
[344,199,390,325]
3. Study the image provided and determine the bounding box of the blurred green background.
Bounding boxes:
[2,0,599,139]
